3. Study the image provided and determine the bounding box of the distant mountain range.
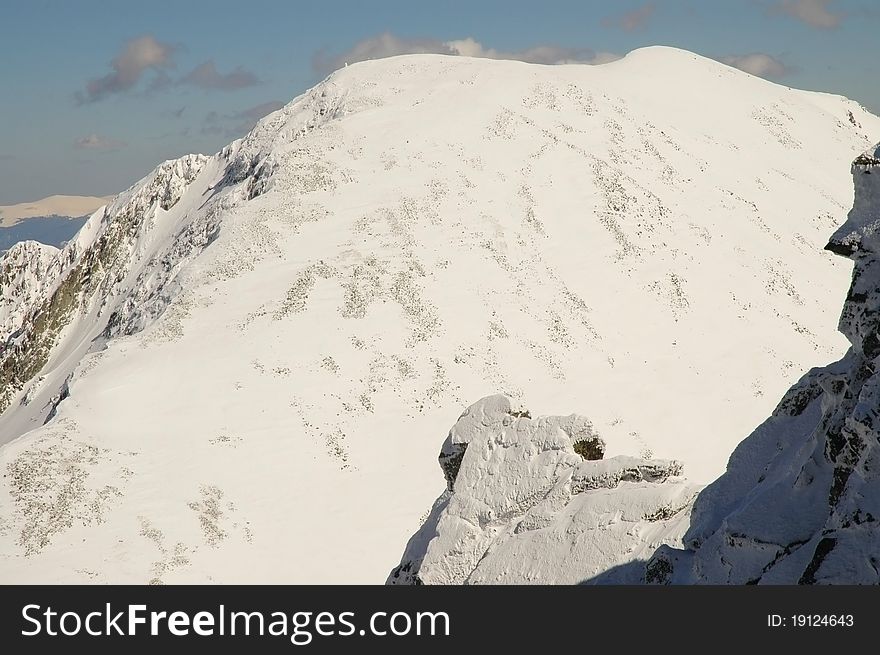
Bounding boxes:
[0,215,89,252]
[0,195,112,252]
[0,195,111,226]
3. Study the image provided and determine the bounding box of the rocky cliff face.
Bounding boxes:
[0,154,211,420]
[645,144,880,584]
[1,241,61,342]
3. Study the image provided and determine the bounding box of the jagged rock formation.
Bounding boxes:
[1,241,61,340]
[0,154,211,422]
[388,395,698,584]
[1,49,879,583]
[644,143,880,585]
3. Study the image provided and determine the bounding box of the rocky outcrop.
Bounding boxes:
[388,395,698,584]
[0,241,61,343]
[646,144,880,584]
[0,154,209,416]
[394,145,880,585]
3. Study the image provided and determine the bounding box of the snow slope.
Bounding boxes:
[400,143,880,585]
[0,47,878,583]
[644,143,880,584]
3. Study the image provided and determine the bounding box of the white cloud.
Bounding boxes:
[78,35,262,103]
[777,0,841,28]
[604,3,656,31]
[718,53,790,78]
[179,61,261,90]
[445,38,619,65]
[314,33,453,69]
[78,35,176,103]
[73,134,126,150]
[314,33,619,72]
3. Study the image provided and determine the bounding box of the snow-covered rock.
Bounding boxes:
[0,48,879,583]
[1,241,61,342]
[645,143,880,585]
[388,395,698,584]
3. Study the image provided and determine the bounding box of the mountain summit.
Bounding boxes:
[0,48,877,583]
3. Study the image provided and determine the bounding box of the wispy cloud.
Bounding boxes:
[231,101,285,123]
[718,53,791,78]
[77,35,261,103]
[776,0,841,28]
[200,101,285,137]
[179,61,260,90]
[312,33,453,71]
[77,35,176,104]
[73,134,126,150]
[313,33,619,73]
[445,38,620,65]
[603,3,656,31]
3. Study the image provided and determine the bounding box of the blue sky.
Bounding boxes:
[1,0,877,204]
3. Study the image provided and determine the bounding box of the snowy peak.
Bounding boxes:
[0,241,61,340]
[110,154,208,214]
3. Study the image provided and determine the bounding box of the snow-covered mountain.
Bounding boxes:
[0,154,211,427]
[0,47,878,583]
[393,143,880,585]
